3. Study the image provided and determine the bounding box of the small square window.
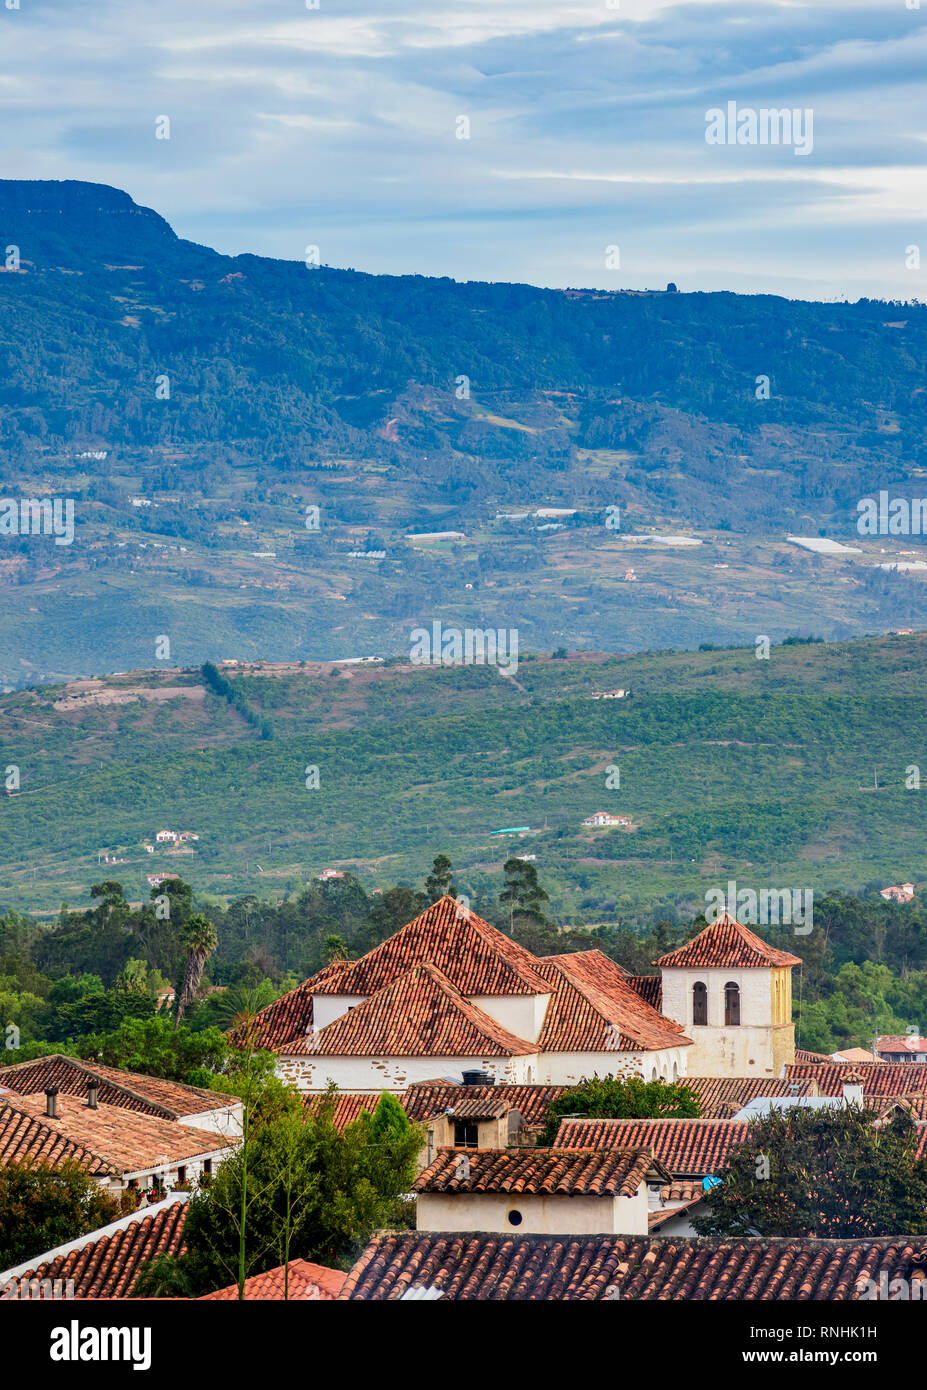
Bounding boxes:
[454,1120,478,1147]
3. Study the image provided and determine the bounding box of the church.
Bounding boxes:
[239,897,801,1093]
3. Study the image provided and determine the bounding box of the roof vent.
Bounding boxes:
[461,1070,495,1087]
[45,1087,59,1119]
[87,1080,99,1109]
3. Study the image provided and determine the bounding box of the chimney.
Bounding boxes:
[86,1080,99,1110]
[45,1087,59,1119]
[842,1069,864,1107]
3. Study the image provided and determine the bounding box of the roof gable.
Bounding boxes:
[288,962,536,1058]
[310,896,552,997]
[534,950,691,1053]
[653,912,802,969]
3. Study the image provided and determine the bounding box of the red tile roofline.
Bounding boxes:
[653,912,802,969]
[0,1192,191,1285]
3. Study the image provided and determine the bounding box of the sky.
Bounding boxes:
[3,0,926,299]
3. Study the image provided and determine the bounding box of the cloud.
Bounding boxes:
[3,0,926,297]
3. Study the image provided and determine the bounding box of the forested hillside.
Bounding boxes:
[1,634,926,922]
[1,179,926,677]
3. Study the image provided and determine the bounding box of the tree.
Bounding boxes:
[424,855,456,903]
[0,1160,124,1269]
[694,1106,927,1238]
[539,1075,701,1145]
[175,914,219,1029]
[323,934,350,964]
[500,857,549,932]
[174,1085,422,1295]
[73,1015,234,1083]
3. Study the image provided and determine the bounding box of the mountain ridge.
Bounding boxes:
[0,178,926,678]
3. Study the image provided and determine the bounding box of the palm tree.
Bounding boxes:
[174,913,218,1029]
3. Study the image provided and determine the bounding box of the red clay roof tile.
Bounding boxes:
[534,951,691,1053]
[0,1055,236,1120]
[413,1145,670,1197]
[288,962,536,1058]
[554,1117,748,1176]
[785,1061,927,1097]
[199,1258,346,1300]
[9,1197,189,1299]
[653,912,802,969]
[4,1093,235,1176]
[311,897,551,997]
[341,1232,927,1300]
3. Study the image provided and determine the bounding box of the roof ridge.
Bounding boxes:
[312,959,537,1056]
[0,1191,190,1284]
[653,912,802,969]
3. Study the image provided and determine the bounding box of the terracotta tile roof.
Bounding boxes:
[287,963,537,1058]
[310,897,552,997]
[653,912,802,969]
[230,977,315,1052]
[413,1146,671,1197]
[878,1035,927,1054]
[237,897,553,1054]
[429,1094,512,1120]
[683,1075,819,1117]
[302,1092,379,1131]
[784,1061,927,1097]
[0,1101,115,1176]
[533,951,691,1053]
[649,1193,706,1229]
[659,1179,705,1203]
[622,976,662,1009]
[872,1095,927,1121]
[0,1055,235,1120]
[833,1048,878,1063]
[554,1118,748,1177]
[402,1083,568,1127]
[299,1083,571,1131]
[342,1232,927,1300]
[199,1258,347,1300]
[4,1093,235,1176]
[794,1048,832,1063]
[916,1129,927,1161]
[8,1197,189,1299]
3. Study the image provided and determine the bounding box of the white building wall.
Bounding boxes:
[310,994,367,1029]
[537,1045,689,1087]
[661,967,776,1075]
[179,1104,244,1138]
[416,1186,649,1236]
[276,1052,537,1093]
[469,994,550,1044]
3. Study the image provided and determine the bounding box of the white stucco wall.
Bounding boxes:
[121,1143,234,1193]
[538,1046,689,1087]
[416,1185,649,1235]
[179,1104,244,1138]
[660,967,781,1075]
[469,994,551,1044]
[310,994,367,1029]
[276,1052,537,1092]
